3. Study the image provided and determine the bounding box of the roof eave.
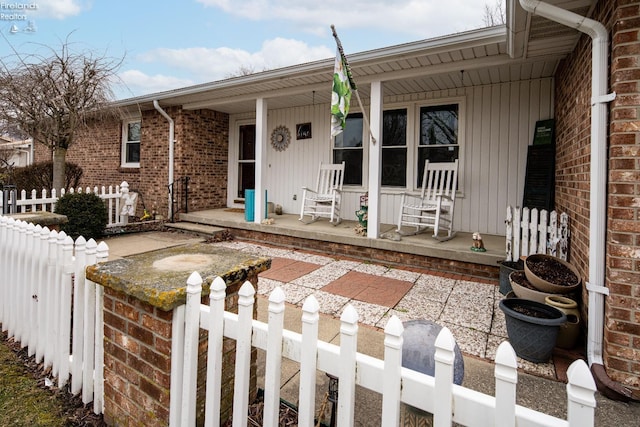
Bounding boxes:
[113,25,508,110]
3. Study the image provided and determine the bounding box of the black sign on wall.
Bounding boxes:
[523,119,555,211]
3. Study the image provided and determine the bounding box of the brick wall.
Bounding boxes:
[555,0,640,396]
[174,109,229,213]
[33,118,141,192]
[33,107,229,219]
[102,276,258,426]
[605,0,640,395]
[102,287,172,427]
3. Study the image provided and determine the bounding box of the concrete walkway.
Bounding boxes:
[101,230,640,426]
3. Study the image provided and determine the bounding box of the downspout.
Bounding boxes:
[518,0,631,401]
[153,100,175,221]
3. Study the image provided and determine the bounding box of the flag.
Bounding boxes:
[330,49,352,137]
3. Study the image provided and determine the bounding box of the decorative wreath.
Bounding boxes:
[270,125,291,152]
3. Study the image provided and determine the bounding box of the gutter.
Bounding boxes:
[153,100,175,220]
[518,0,631,401]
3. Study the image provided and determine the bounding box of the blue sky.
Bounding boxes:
[0,0,497,99]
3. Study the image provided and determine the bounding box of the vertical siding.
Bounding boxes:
[228,78,553,236]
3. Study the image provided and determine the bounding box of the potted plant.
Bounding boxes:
[499,298,566,363]
[524,254,581,294]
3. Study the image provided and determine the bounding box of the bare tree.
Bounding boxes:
[483,0,506,27]
[0,37,122,191]
[225,64,270,79]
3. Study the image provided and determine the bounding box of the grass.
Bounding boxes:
[0,339,67,427]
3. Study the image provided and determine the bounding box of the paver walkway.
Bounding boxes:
[212,239,580,381]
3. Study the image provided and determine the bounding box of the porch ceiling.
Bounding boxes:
[118,0,597,116]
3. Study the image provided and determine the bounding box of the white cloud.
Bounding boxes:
[32,0,86,19]
[196,0,488,39]
[136,38,333,83]
[116,70,194,98]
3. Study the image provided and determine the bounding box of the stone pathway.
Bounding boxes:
[212,240,579,380]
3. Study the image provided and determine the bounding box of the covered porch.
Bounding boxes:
[173,208,506,280]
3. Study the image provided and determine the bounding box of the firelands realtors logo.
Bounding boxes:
[1,2,38,34]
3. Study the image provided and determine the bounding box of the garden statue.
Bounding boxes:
[471,232,486,252]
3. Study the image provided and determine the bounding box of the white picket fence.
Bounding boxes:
[175,272,597,427]
[0,181,133,228]
[505,206,569,262]
[0,216,108,415]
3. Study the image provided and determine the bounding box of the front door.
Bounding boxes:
[237,124,255,199]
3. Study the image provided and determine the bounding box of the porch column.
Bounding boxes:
[367,81,383,238]
[254,98,268,223]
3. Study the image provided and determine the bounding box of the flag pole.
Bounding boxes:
[331,25,377,144]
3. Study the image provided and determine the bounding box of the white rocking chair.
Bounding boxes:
[397,159,459,240]
[299,161,345,225]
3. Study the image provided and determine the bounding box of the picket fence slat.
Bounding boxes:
[264,287,286,427]
[178,276,597,427]
[505,206,570,262]
[381,317,403,426]
[0,217,108,414]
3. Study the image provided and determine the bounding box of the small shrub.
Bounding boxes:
[55,192,107,240]
[12,161,83,192]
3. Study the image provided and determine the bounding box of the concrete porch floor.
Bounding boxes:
[175,208,507,278]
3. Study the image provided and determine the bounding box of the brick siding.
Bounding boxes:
[102,276,258,426]
[555,0,640,395]
[33,106,229,219]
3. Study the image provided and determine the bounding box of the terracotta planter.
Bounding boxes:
[499,298,566,363]
[524,254,581,294]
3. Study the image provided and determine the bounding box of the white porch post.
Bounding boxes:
[255,98,268,223]
[367,81,383,238]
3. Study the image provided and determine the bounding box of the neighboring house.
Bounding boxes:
[0,135,33,168]
[33,0,639,400]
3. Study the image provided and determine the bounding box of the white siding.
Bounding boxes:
[228,78,553,236]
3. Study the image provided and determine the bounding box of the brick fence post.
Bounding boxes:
[86,243,270,426]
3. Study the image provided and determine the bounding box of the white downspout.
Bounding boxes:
[153,100,175,220]
[518,0,630,400]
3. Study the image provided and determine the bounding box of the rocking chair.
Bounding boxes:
[299,161,345,225]
[397,159,459,240]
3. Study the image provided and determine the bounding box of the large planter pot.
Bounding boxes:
[509,271,557,304]
[498,260,523,295]
[499,298,567,363]
[545,295,581,349]
[524,254,581,294]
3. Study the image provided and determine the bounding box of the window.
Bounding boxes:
[238,124,256,198]
[121,120,141,167]
[333,113,363,186]
[381,109,407,187]
[417,104,459,187]
[331,100,462,190]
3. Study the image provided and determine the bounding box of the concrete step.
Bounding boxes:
[163,221,228,239]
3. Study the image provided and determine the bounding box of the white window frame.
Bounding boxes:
[121,119,141,168]
[333,110,366,188]
[412,96,465,195]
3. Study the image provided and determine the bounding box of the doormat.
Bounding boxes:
[224,208,245,213]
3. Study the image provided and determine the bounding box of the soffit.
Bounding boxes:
[508,0,597,59]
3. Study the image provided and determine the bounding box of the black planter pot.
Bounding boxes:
[498,260,524,295]
[499,298,567,363]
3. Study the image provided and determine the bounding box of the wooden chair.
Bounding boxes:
[397,159,459,240]
[299,162,345,225]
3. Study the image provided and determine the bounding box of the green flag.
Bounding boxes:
[330,49,352,137]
